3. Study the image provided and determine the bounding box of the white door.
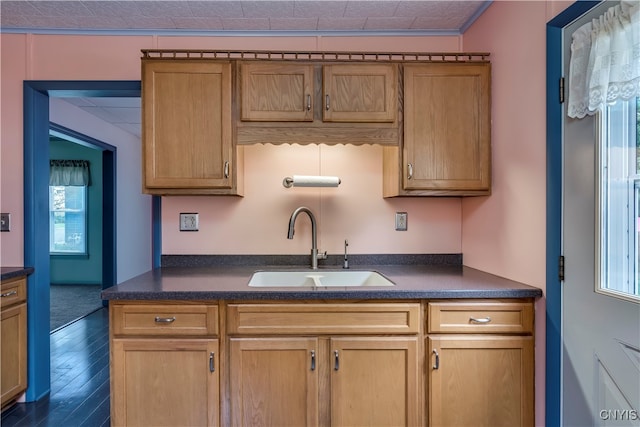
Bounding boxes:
[562,4,640,426]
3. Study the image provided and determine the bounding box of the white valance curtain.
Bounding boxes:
[567,0,640,119]
[49,160,90,186]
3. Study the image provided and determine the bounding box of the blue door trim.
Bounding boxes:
[22,80,152,401]
[545,2,600,426]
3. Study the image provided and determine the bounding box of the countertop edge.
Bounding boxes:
[1,267,35,281]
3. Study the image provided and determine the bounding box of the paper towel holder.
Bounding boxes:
[283,175,341,188]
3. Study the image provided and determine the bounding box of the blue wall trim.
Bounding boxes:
[152,196,162,268]
[545,2,600,426]
[23,80,141,401]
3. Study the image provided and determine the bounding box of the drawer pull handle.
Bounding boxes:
[306,94,312,111]
[310,350,316,371]
[334,350,339,371]
[325,94,330,111]
[407,163,413,180]
[433,349,440,370]
[209,352,215,373]
[469,316,492,324]
[154,316,176,323]
[1,290,17,298]
[224,161,230,179]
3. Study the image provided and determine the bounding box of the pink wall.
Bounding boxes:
[462,2,573,426]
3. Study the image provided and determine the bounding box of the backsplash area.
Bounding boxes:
[161,144,462,256]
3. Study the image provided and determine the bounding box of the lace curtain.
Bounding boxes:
[49,160,90,186]
[567,0,640,118]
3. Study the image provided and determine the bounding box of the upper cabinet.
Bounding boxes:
[240,62,315,122]
[383,62,491,197]
[142,59,243,196]
[141,51,490,197]
[322,64,397,123]
[237,61,400,145]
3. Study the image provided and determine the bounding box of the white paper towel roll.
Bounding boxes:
[284,175,341,188]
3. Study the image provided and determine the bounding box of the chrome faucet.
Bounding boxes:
[287,207,327,269]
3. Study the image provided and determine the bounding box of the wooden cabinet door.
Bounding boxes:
[330,336,420,427]
[142,60,233,191]
[229,337,319,427]
[240,62,314,122]
[1,303,27,406]
[428,335,534,427]
[323,64,397,123]
[403,63,491,194]
[111,338,219,426]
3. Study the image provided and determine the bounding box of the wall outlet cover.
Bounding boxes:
[180,213,199,231]
[395,212,408,231]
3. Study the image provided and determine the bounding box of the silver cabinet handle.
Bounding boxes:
[310,350,316,371]
[469,317,492,324]
[325,94,330,111]
[306,94,311,111]
[209,352,215,373]
[154,316,176,323]
[432,349,440,370]
[1,290,17,298]
[334,350,339,371]
[224,161,229,179]
[407,163,414,180]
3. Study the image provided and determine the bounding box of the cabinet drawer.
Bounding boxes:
[112,303,218,337]
[0,277,27,308]
[428,301,533,334]
[227,303,420,335]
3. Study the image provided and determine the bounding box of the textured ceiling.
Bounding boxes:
[1,1,491,34]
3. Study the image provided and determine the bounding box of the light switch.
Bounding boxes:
[0,213,10,232]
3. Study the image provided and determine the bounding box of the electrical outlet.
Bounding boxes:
[0,213,10,232]
[395,212,408,231]
[180,213,199,231]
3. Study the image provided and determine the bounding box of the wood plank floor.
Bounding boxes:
[1,308,110,427]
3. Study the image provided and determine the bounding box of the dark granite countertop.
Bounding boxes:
[1,267,34,281]
[101,264,542,301]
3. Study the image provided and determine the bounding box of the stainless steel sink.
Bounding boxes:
[248,270,395,287]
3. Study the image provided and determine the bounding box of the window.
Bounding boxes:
[597,97,640,302]
[49,185,87,254]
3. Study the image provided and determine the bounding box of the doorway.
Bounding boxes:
[23,81,148,401]
[48,128,114,332]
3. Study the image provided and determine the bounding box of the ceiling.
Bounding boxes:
[1,1,491,34]
[3,1,491,139]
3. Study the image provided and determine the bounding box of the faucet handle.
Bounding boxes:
[317,250,328,260]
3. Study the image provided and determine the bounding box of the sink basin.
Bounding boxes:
[248,270,395,287]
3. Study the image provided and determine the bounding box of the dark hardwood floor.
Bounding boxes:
[1,308,110,427]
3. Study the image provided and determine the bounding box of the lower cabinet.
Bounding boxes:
[228,336,420,427]
[427,300,535,427]
[107,299,535,426]
[109,302,220,426]
[111,338,219,427]
[1,276,27,408]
